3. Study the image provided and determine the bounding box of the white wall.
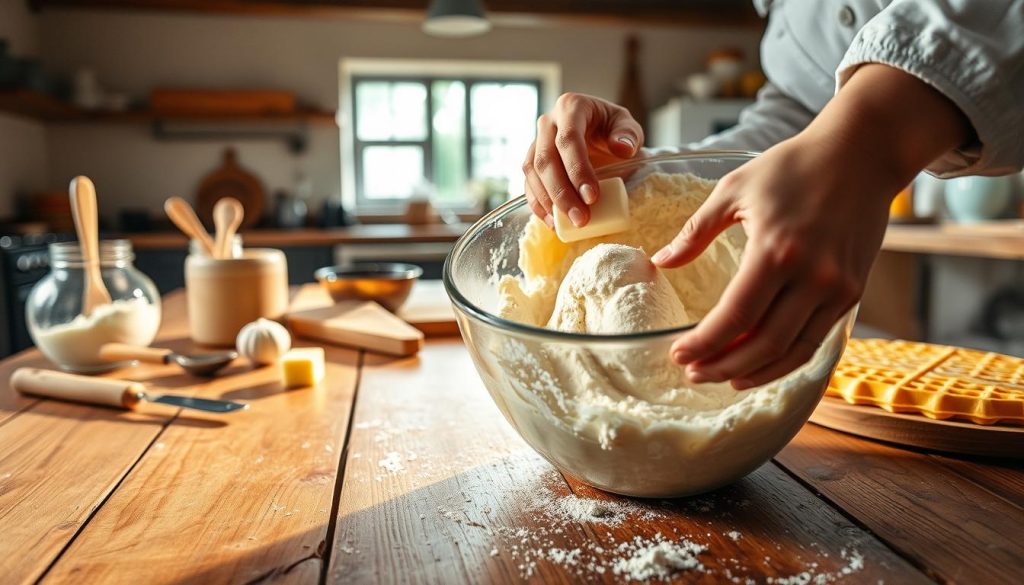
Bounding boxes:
[36,9,762,221]
[0,0,48,218]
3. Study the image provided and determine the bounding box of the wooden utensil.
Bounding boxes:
[11,367,248,413]
[165,196,215,256]
[69,176,112,316]
[810,397,1024,459]
[195,148,265,229]
[212,197,244,258]
[99,343,238,376]
[288,300,423,357]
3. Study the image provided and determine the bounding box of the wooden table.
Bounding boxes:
[2,292,1022,584]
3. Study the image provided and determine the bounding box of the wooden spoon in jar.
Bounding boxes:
[69,176,112,317]
[213,197,244,259]
[164,196,215,256]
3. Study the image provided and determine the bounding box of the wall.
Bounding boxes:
[35,9,762,221]
[0,0,48,218]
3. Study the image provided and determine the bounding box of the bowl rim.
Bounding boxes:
[442,150,759,343]
[315,262,424,282]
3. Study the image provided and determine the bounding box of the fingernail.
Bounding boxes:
[568,207,586,227]
[688,370,708,384]
[580,184,597,205]
[617,136,636,151]
[733,379,754,391]
[672,351,687,364]
[544,214,555,229]
[651,246,673,264]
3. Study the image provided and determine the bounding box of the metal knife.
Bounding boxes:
[11,368,248,414]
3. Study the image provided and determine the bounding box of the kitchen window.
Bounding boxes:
[340,59,561,215]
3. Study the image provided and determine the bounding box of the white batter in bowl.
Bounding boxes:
[444,152,854,497]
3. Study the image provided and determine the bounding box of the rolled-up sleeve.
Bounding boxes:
[837,0,1024,177]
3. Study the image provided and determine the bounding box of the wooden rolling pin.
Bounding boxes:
[12,367,145,408]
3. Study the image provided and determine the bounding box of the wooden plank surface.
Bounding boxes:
[329,340,931,584]
[776,423,1024,584]
[883,223,1024,259]
[0,294,196,583]
[41,342,360,583]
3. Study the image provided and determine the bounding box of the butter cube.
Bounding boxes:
[281,347,325,388]
[554,177,631,243]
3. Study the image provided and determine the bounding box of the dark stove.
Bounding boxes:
[0,232,76,357]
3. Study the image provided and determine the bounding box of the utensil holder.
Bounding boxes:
[185,248,288,346]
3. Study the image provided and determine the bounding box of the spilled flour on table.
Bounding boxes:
[420,481,871,583]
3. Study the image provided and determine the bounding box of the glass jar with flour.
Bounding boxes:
[27,239,162,373]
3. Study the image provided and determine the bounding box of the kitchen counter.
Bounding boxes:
[1,291,1021,583]
[883,221,1024,260]
[124,224,469,250]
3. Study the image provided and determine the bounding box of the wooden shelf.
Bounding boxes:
[882,221,1024,260]
[0,90,336,125]
[31,0,762,27]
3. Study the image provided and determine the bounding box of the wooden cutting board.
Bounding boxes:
[810,397,1024,459]
[288,300,423,357]
[395,280,459,337]
[195,148,265,229]
[289,281,458,337]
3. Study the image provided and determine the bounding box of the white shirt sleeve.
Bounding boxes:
[837,0,1024,177]
[647,82,816,156]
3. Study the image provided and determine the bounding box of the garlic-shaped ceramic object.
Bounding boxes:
[236,318,292,366]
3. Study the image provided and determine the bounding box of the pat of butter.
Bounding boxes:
[554,177,631,243]
[281,347,326,388]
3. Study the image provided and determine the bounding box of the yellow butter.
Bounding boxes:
[281,347,326,388]
[554,177,631,243]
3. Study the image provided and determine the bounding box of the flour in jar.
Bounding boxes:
[34,299,161,371]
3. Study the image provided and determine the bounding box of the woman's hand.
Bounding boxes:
[652,135,889,389]
[523,93,644,229]
[653,64,970,389]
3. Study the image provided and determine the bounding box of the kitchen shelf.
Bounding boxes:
[0,89,336,125]
[30,0,762,27]
[882,222,1024,260]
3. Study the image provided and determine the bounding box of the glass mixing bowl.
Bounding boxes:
[443,151,854,498]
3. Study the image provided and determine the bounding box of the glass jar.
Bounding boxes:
[27,239,162,373]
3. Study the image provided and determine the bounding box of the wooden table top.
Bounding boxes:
[2,292,1022,584]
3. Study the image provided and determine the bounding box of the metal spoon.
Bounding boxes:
[12,367,248,413]
[99,343,238,376]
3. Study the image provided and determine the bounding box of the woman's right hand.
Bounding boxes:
[523,92,644,229]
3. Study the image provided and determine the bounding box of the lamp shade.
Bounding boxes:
[423,0,492,37]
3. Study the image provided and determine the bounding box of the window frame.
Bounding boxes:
[339,59,561,216]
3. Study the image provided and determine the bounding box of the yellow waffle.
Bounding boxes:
[826,339,1024,425]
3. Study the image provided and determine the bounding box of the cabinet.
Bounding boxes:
[649,97,753,148]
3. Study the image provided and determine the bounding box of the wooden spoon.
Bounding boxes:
[164,196,215,256]
[212,197,244,259]
[69,176,112,317]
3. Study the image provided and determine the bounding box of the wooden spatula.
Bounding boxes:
[212,197,244,259]
[165,196,215,256]
[69,176,112,316]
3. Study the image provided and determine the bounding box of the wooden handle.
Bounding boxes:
[99,343,172,364]
[11,368,143,409]
[165,196,215,256]
[69,176,113,316]
[212,197,244,259]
